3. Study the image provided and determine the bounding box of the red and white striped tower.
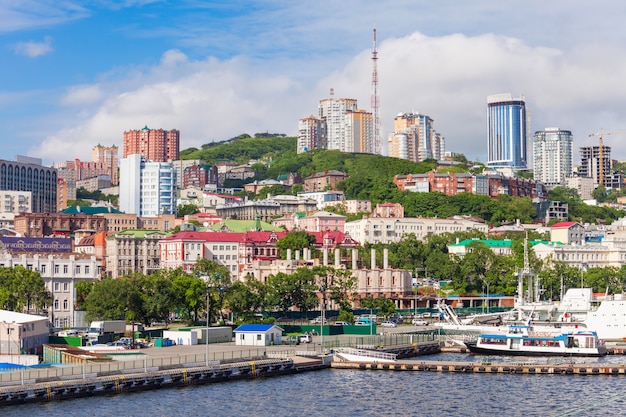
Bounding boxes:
[370,28,381,155]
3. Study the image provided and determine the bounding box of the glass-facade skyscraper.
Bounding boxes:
[533,128,573,187]
[487,94,527,169]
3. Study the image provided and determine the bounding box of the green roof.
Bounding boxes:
[107,229,170,239]
[450,239,553,248]
[210,220,282,232]
[61,206,122,215]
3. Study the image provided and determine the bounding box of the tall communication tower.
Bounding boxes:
[370,28,381,155]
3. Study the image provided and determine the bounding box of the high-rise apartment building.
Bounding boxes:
[388,112,444,162]
[318,97,359,152]
[487,94,528,169]
[0,156,57,213]
[297,116,325,154]
[92,144,119,184]
[123,126,180,162]
[345,109,373,153]
[533,128,573,187]
[579,145,612,187]
[119,155,177,217]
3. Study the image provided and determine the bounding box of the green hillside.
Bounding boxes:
[179,135,624,225]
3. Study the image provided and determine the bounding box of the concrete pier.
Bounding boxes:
[331,360,626,376]
[0,357,328,406]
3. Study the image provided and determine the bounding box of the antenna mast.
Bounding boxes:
[370,28,381,155]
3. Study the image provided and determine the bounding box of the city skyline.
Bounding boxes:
[2,1,626,165]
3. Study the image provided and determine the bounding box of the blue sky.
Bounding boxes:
[2,1,626,165]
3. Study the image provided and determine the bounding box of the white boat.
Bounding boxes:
[332,348,397,363]
[465,325,607,357]
[434,242,626,342]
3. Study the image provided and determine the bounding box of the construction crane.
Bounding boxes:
[588,130,626,186]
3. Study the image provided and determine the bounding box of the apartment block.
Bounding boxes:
[123,126,180,162]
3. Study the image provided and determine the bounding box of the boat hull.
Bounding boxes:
[465,341,606,357]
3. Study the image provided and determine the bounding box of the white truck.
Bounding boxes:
[88,320,127,344]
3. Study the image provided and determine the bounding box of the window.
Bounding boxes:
[54,299,59,310]
[257,334,262,341]
[54,265,59,274]
[63,265,68,274]
[63,283,69,292]
[63,299,68,310]
[54,282,60,292]
[40,264,46,274]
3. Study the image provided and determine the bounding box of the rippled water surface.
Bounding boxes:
[8,353,626,417]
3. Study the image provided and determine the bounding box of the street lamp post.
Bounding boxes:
[199,269,223,367]
[319,287,325,354]
[205,284,210,367]
[412,283,419,318]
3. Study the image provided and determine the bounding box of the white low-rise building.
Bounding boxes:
[0,254,101,329]
[344,216,488,245]
[234,324,283,346]
[0,309,49,357]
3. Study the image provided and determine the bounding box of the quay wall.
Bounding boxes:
[331,360,626,376]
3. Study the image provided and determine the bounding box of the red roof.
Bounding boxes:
[162,231,287,244]
[550,221,579,229]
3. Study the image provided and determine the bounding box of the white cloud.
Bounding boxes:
[61,85,104,106]
[31,50,304,161]
[13,35,53,57]
[31,29,626,164]
[0,1,88,33]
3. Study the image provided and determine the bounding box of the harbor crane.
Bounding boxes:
[588,129,626,186]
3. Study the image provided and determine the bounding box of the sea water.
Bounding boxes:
[7,353,626,417]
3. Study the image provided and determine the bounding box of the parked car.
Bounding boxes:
[106,341,129,348]
[298,334,312,344]
[412,318,429,326]
[333,321,351,326]
[381,321,397,328]
[309,317,328,324]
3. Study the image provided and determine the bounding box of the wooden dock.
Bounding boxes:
[331,359,626,376]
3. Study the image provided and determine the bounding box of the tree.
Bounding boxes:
[592,185,608,203]
[361,296,396,317]
[266,268,318,314]
[226,275,268,322]
[177,203,200,216]
[83,278,134,321]
[192,259,232,325]
[457,242,497,293]
[74,281,94,310]
[276,231,316,257]
[0,266,50,313]
[142,270,176,324]
[313,266,356,311]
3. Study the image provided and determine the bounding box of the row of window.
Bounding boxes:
[52,282,70,292]
[37,264,92,275]
[53,299,70,310]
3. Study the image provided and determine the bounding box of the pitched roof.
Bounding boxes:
[234,324,282,333]
[209,220,283,233]
[449,239,551,247]
[550,221,580,229]
[108,229,169,239]
[61,206,122,215]
[162,230,287,243]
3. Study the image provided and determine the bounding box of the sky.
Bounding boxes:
[2,1,626,166]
